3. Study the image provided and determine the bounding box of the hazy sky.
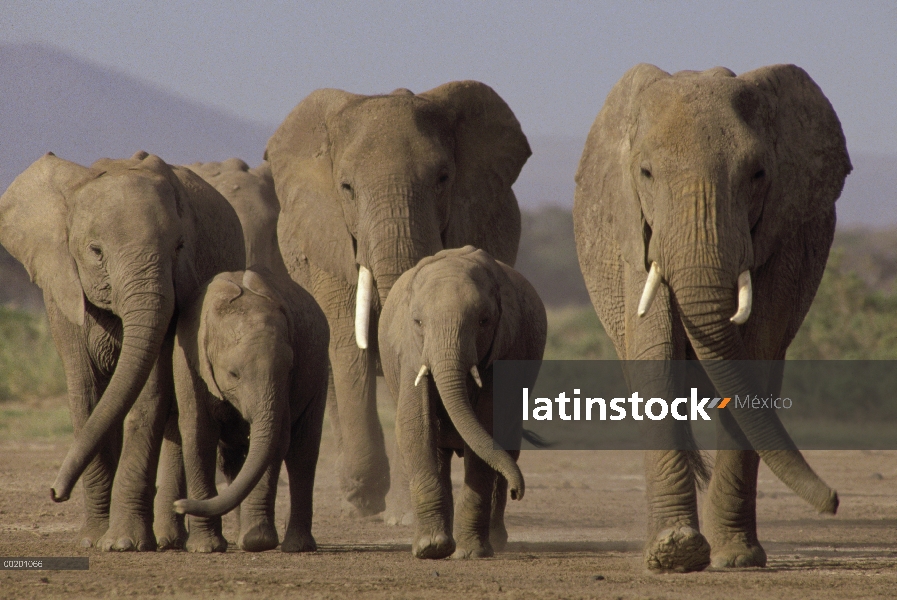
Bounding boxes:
[3,1,896,155]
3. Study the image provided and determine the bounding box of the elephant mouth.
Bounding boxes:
[637,261,753,325]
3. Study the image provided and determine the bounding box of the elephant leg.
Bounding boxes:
[178,402,227,552]
[407,446,454,559]
[453,445,500,559]
[384,436,414,527]
[282,398,326,552]
[322,276,389,517]
[99,335,174,552]
[154,410,187,550]
[488,449,518,552]
[46,302,120,548]
[705,447,765,568]
[237,460,280,552]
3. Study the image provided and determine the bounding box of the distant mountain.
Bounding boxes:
[0,43,274,191]
[517,138,897,228]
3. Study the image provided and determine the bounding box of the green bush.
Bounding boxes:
[0,306,66,401]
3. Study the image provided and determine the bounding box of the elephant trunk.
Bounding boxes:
[51,276,175,502]
[362,183,442,308]
[174,401,286,518]
[430,356,524,500]
[669,260,838,514]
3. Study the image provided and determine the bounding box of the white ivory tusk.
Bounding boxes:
[730,270,752,325]
[414,364,429,387]
[355,265,373,349]
[470,365,483,388]
[637,262,662,317]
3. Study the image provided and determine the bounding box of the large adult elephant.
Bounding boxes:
[0,151,245,551]
[573,65,851,572]
[265,81,531,516]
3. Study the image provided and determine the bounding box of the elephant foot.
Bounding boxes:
[644,526,711,573]
[489,521,508,552]
[340,497,386,519]
[186,530,228,553]
[383,508,414,527]
[710,541,767,568]
[281,530,317,553]
[412,531,455,559]
[77,517,109,548]
[98,514,156,552]
[239,522,279,552]
[154,515,187,551]
[452,539,494,559]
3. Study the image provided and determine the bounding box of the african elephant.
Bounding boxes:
[379,246,547,558]
[266,81,531,517]
[573,64,851,572]
[0,151,245,551]
[186,159,290,281]
[170,268,329,553]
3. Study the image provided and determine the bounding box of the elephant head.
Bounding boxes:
[381,246,547,500]
[265,81,530,348]
[574,65,851,511]
[0,151,243,502]
[173,269,294,518]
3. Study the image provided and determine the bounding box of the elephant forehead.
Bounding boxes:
[70,172,179,235]
[335,98,451,147]
[415,269,494,307]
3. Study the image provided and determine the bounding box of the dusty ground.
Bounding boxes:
[1,395,896,599]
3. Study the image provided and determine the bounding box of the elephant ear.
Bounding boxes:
[419,81,531,260]
[574,64,669,273]
[739,64,852,266]
[0,153,94,325]
[478,252,547,365]
[265,88,362,285]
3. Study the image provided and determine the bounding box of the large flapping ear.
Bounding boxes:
[419,81,531,255]
[265,89,362,285]
[489,257,547,365]
[0,153,95,325]
[739,65,851,266]
[574,64,668,273]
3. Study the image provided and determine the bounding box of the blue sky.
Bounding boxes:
[3,1,896,155]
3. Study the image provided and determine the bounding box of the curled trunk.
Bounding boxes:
[671,265,838,513]
[174,410,285,518]
[51,287,174,502]
[431,362,524,500]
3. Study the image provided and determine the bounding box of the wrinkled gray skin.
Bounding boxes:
[574,64,851,572]
[379,247,546,559]
[168,268,328,553]
[266,81,531,517]
[0,151,245,551]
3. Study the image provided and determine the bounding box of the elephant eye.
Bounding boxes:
[229,370,240,380]
[341,182,353,192]
[413,319,422,327]
[88,243,103,260]
[437,174,449,184]
[752,169,765,180]
[640,167,652,180]
[479,318,489,326]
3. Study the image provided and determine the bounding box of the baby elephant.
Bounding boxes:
[379,246,547,559]
[171,268,329,552]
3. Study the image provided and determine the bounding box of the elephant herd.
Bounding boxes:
[0,63,851,573]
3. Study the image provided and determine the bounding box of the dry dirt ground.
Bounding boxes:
[1,395,896,599]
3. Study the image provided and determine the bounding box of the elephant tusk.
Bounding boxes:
[470,365,483,388]
[637,262,662,317]
[730,270,752,325]
[414,364,429,387]
[355,265,373,349]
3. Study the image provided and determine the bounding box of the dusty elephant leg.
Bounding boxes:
[180,409,227,552]
[488,449,518,552]
[704,446,765,568]
[154,411,187,550]
[643,447,710,573]
[329,328,390,517]
[384,435,414,527]
[98,338,174,552]
[237,461,280,552]
[407,446,455,559]
[453,447,499,559]
[282,398,325,552]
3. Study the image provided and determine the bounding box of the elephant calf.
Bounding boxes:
[379,246,547,559]
[171,268,329,552]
